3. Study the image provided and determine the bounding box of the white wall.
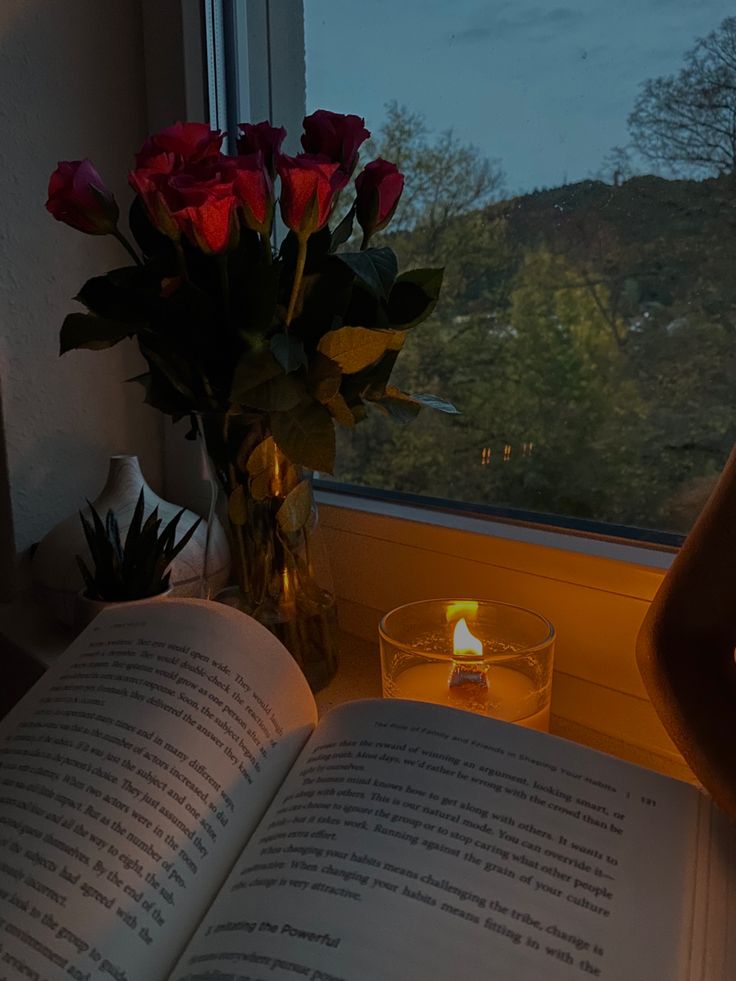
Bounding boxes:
[0,0,163,589]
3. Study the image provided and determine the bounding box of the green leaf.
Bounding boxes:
[245,436,277,477]
[127,371,191,416]
[243,437,278,499]
[60,313,135,354]
[228,485,247,526]
[239,373,306,411]
[76,267,155,324]
[276,479,313,533]
[388,267,445,329]
[335,247,398,299]
[308,353,342,403]
[127,488,146,546]
[270,333,308,374]
[76,554,96,596]
[410,392,460,414]
[369,385,422,424]
[165,514,202,562]
[318,326,395,373]
[230,351,283,403]
[330,205,356,252]
[250,471,272,501]
[326,392,356,427]
[271,402,336,473]
[139,338,197,401]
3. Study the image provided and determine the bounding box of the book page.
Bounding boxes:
[171,698,705,981]
[0,599,316,981]
[689,797,736,981]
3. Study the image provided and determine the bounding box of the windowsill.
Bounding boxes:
[315,488,672,605]
[315,487,687,777]
[317,488,675,571]
[1,495,689,783]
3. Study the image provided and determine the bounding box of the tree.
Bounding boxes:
[370,102,505,308]
[374,102,505,232]
[594,145,637,186]
[628,17,736,176]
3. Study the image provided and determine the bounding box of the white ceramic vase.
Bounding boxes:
[32,455,230,626]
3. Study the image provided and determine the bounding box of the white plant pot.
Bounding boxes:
[32,455,230,626]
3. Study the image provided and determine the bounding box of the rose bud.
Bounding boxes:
[355,158,405,245]
[277,154,348,238]
[236,121,286,180]
[46,159,119,235]
[135,121,223,169]
[301,110,370,176]
[233,152,274,235]
[164,159,239,254]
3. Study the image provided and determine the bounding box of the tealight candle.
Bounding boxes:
[379,600,554,730]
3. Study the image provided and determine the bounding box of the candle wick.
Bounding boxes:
[449,660,489,691]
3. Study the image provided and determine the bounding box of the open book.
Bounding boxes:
[0,599,733,981]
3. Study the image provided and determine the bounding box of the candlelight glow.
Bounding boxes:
[453,618,483,658]
[446,601,479,623]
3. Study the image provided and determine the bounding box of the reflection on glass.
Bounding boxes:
[304,1,736,536]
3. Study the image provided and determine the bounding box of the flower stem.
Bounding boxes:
[285,234,308,328]
[174,241,190,283]
[360,231,371,251]
[113,228,143,266]
[261,234,273,265]
[218,254,231,324]
[224,412,251,603]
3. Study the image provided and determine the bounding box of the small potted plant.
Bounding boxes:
[75,488,201,628]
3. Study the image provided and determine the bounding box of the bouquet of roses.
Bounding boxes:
[46,111,453,474]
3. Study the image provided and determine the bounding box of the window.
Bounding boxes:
[299,0,736,544]
[204,1,691,766]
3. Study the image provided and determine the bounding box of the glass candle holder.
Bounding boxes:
[379,599,555,730]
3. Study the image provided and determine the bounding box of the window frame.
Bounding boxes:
[208,0,685,555]
[189,1,688,770]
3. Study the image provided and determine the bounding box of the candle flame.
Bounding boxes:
[446,601,478,624]
[453,618,483,658]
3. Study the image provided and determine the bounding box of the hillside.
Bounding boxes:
[490,174,736,328]
[336,173,736,534]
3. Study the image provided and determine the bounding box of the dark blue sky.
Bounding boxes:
[305,0,732,192]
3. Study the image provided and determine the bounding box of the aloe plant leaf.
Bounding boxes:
[127,488,146,544]
[158,509,183,552]
[166,515,202,563]
[75,554,97,597]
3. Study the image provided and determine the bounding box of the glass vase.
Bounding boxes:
[196,411,339,692]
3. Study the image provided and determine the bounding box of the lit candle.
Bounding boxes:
[381,600,554,731]
[392,661,550,730]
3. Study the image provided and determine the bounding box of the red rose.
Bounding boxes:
[277,154,348,238]
[162,159,238,254]
[129,155,180,240]
[233,152,274,235]
[46,159,119,235]
[136,121,223,168]
[355,159,404,244]
[301,110,370,176]
[236,121,286,179]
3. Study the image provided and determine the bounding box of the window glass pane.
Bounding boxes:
[304,1,736,537]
